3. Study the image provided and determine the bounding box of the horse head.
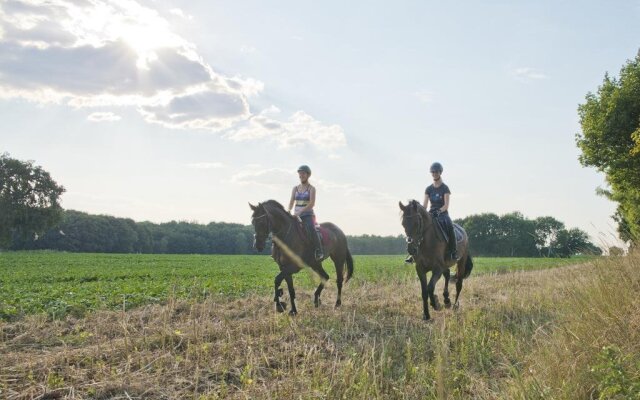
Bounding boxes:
[399,200,426,244]
[249,202,270,251]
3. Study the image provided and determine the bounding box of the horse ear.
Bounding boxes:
[398,201,406,211]
[249,203,258,211]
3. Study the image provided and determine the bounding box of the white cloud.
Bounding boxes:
[227,107,347,150]
[169,8,193,20]
[511,67,548,81]
[414,90,434,103]
[229,167,291,188]
[187,162,225,169]
[0,0,346,150]
[0,0,255,131]
[316,179,395,205]
[87,111,121,122]
[240,45,257,54]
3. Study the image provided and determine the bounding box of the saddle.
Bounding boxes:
[431,213,463,244]
[295,219,331,247]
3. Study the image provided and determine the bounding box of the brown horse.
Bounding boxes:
[399,200,474,320]
[249,200,354,315]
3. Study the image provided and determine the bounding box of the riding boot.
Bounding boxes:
[446,223,458,260]
[405,243,416,263]
[314,230,324,261]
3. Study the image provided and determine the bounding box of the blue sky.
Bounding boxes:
[1,0,638,246]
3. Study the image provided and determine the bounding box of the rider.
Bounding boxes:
[288,165,324,260]
[405,162,458,263]
[425,162,458,261]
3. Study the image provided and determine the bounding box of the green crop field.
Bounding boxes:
[0,251,591,320]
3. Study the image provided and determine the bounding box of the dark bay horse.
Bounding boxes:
[249,200,354,315]
[399,200,474,320]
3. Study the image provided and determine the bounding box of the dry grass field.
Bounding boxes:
[1,253,639,399]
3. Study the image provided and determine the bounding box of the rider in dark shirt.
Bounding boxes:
[405,162,458,262]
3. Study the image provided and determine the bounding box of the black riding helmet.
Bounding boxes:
[297,165,312,175]
[430,162,443,173]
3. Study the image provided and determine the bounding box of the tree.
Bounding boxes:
[0,153,65,248]
[534,216,565,256]
[576,51,640,243]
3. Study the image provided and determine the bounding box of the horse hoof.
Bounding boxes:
[335,300,341,308]
[314,298,321,308]
[431,301,442,311]
[422,314,431,321]
[289,310,297,316]
[276,302,286,313]
[453,303,460,311]
[444,298,452,308]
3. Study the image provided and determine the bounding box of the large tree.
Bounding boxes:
[576,51,640,243]
[0,153,65,248]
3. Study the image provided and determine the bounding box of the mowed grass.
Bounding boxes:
[0,252,637,399]
[0,252,591,320]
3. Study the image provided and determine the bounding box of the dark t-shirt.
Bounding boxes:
[425,183,451,212]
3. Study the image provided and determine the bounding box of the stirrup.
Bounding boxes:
[405,255,414,264]
[315,249,324,261]
[451,251,459,261]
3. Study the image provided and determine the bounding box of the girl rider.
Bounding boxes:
[406,162,458,262]
[288,165,324,261]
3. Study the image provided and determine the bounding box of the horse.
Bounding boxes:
[249,200,354,315]
[399,200,474,320]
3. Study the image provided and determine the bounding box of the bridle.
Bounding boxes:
[403,211,425,248]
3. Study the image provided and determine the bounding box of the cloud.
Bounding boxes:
[414,90,434,103]
[187,162,225,169]
[510,67,548,81]
[0,0,256,131]
[316,179,395,205]
[0,0,346,150]
[240,45,257,54]
[87,111,121,122]
[169,8,193,20]
[229,167,291,188]
[226,107,347,150]
[228,165,394,205]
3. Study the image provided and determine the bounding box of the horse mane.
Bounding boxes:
[261,200,293,219]
[408,200,430,219]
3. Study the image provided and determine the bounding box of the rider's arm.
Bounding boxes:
[288,186,296,213]
[441,193,450,213]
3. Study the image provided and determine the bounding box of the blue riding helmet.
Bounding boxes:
[297,165,312,175]
[430,162,443,173]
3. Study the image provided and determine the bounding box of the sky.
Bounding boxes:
[1,0,638,247]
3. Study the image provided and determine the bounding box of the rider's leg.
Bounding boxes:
[302,215,323,260]
[442,213,458,260]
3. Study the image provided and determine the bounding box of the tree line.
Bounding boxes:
[455,212,601,257]
[7,209,599,257]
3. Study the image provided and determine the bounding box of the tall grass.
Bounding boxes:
[0,253,638,399]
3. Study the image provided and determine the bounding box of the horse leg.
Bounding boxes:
[416,265,430,321]
[284,274,298,315]
[331,255,345,308]
[443,268,451,308]
[313,263,330,308]
[452,257,466,310]
[427,268,443,311]
[274,271,286,313]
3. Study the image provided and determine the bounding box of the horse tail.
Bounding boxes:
[464,253,474,279]
[345,249,354,283]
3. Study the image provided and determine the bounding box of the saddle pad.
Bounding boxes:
[319,226,331,247]
[453,224,464,244]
